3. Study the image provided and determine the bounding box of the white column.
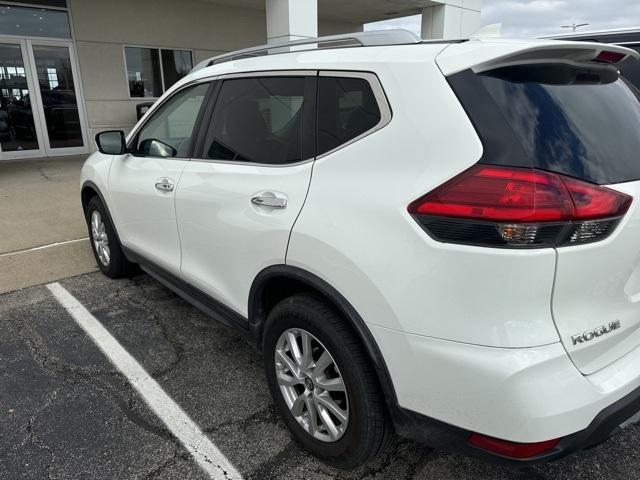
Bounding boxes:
[421,0,482,40]
[266,0,318,44]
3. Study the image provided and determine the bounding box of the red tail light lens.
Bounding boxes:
[468,433,560,459]
[595,50,626,64]
[408,165,632,248]
[409,166,575,222]
[562,176,632,220]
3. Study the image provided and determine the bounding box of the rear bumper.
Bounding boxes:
[369,324,640,462]
[391,381,640,465]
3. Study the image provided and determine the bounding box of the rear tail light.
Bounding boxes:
[594,50,627,64]
[408,165,632,248]
[468,433,560,459]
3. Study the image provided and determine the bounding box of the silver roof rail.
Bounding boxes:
[192,29,422,71]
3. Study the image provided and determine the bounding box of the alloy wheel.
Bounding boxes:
[91,210,110,267]
[275,328,349,442]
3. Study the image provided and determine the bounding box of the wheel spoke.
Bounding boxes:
[287,331,304,369]
[91,212,100,232]
[290,392,306,417]
[276,372,300,387]
[315,391,348,424]
[316,376,345,392]
[276,349,299,378]
[317,404,340,441]
[300,331,313,370]
[313,350,332,378]
[305,395,319,436]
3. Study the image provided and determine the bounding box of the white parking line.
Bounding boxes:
[46,282,242,480]
[0,238,89,257]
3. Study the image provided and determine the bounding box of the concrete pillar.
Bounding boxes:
[421,0,482,40]
[266,0,318,44]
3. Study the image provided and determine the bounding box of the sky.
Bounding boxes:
[365,0,640,37]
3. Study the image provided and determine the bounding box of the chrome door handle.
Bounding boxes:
[251,193,287,209]
[155,178,174,192]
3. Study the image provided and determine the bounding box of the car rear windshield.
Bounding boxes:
[448,63,640,185]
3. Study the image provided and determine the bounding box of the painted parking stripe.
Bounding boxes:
[0,238,89,257]
[46,282,242,480]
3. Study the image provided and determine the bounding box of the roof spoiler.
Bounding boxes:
[437,40,640,76]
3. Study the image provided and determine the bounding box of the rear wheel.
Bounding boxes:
[86,196,136,278]
[263,293,394,469]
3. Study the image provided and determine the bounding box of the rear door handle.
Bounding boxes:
[155,178,175,192]
[251,193,287,209]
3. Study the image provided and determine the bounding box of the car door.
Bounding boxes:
[175,73,316,316]
[108,82,211,275]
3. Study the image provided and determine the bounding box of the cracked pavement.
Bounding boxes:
[1,272,640,479]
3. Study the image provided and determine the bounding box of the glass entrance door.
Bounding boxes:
[0,41,42,158]
[0,38,88,160]
[30,43,86,153]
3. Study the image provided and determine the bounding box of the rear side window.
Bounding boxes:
[449,64,640,185]
[317,76,381,156]
[201,77,308,164]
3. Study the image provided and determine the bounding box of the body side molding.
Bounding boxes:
[123,247,250,332]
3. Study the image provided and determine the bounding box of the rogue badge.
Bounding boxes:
[572,320,621,345]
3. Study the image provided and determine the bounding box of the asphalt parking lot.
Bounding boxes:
[2,271,640,480]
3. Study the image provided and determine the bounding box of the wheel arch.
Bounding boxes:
[81,180,124,249]
[248,265,399,408]
[81,181,100,213]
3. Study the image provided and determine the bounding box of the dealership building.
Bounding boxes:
[0,0,481,160]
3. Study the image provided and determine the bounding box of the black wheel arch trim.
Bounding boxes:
[81,180,123,247]
[248,264,400,410]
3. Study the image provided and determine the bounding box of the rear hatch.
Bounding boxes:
[439,39,640,374]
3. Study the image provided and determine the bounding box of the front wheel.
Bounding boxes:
[86,196,136,278]
[263,294,394,469]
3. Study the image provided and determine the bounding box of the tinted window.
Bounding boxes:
[621,46,640,89]
[202,77,307,164]
[135,83,208,158]
[317,76,381,155]
[449,65,640,185]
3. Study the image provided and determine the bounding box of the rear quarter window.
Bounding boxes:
[317,76,382,156]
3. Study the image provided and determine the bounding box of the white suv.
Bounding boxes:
[81,30,640,468]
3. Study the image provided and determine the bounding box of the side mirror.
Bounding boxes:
[95,130,126,155]
[137,138,177,158]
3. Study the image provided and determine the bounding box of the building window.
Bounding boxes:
[46,67,58,88]
[0,4,71,39]
[124,46,193,98]
[0,66,25,79]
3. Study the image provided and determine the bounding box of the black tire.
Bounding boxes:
[85,196,136,278]
[263,293,394,469]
